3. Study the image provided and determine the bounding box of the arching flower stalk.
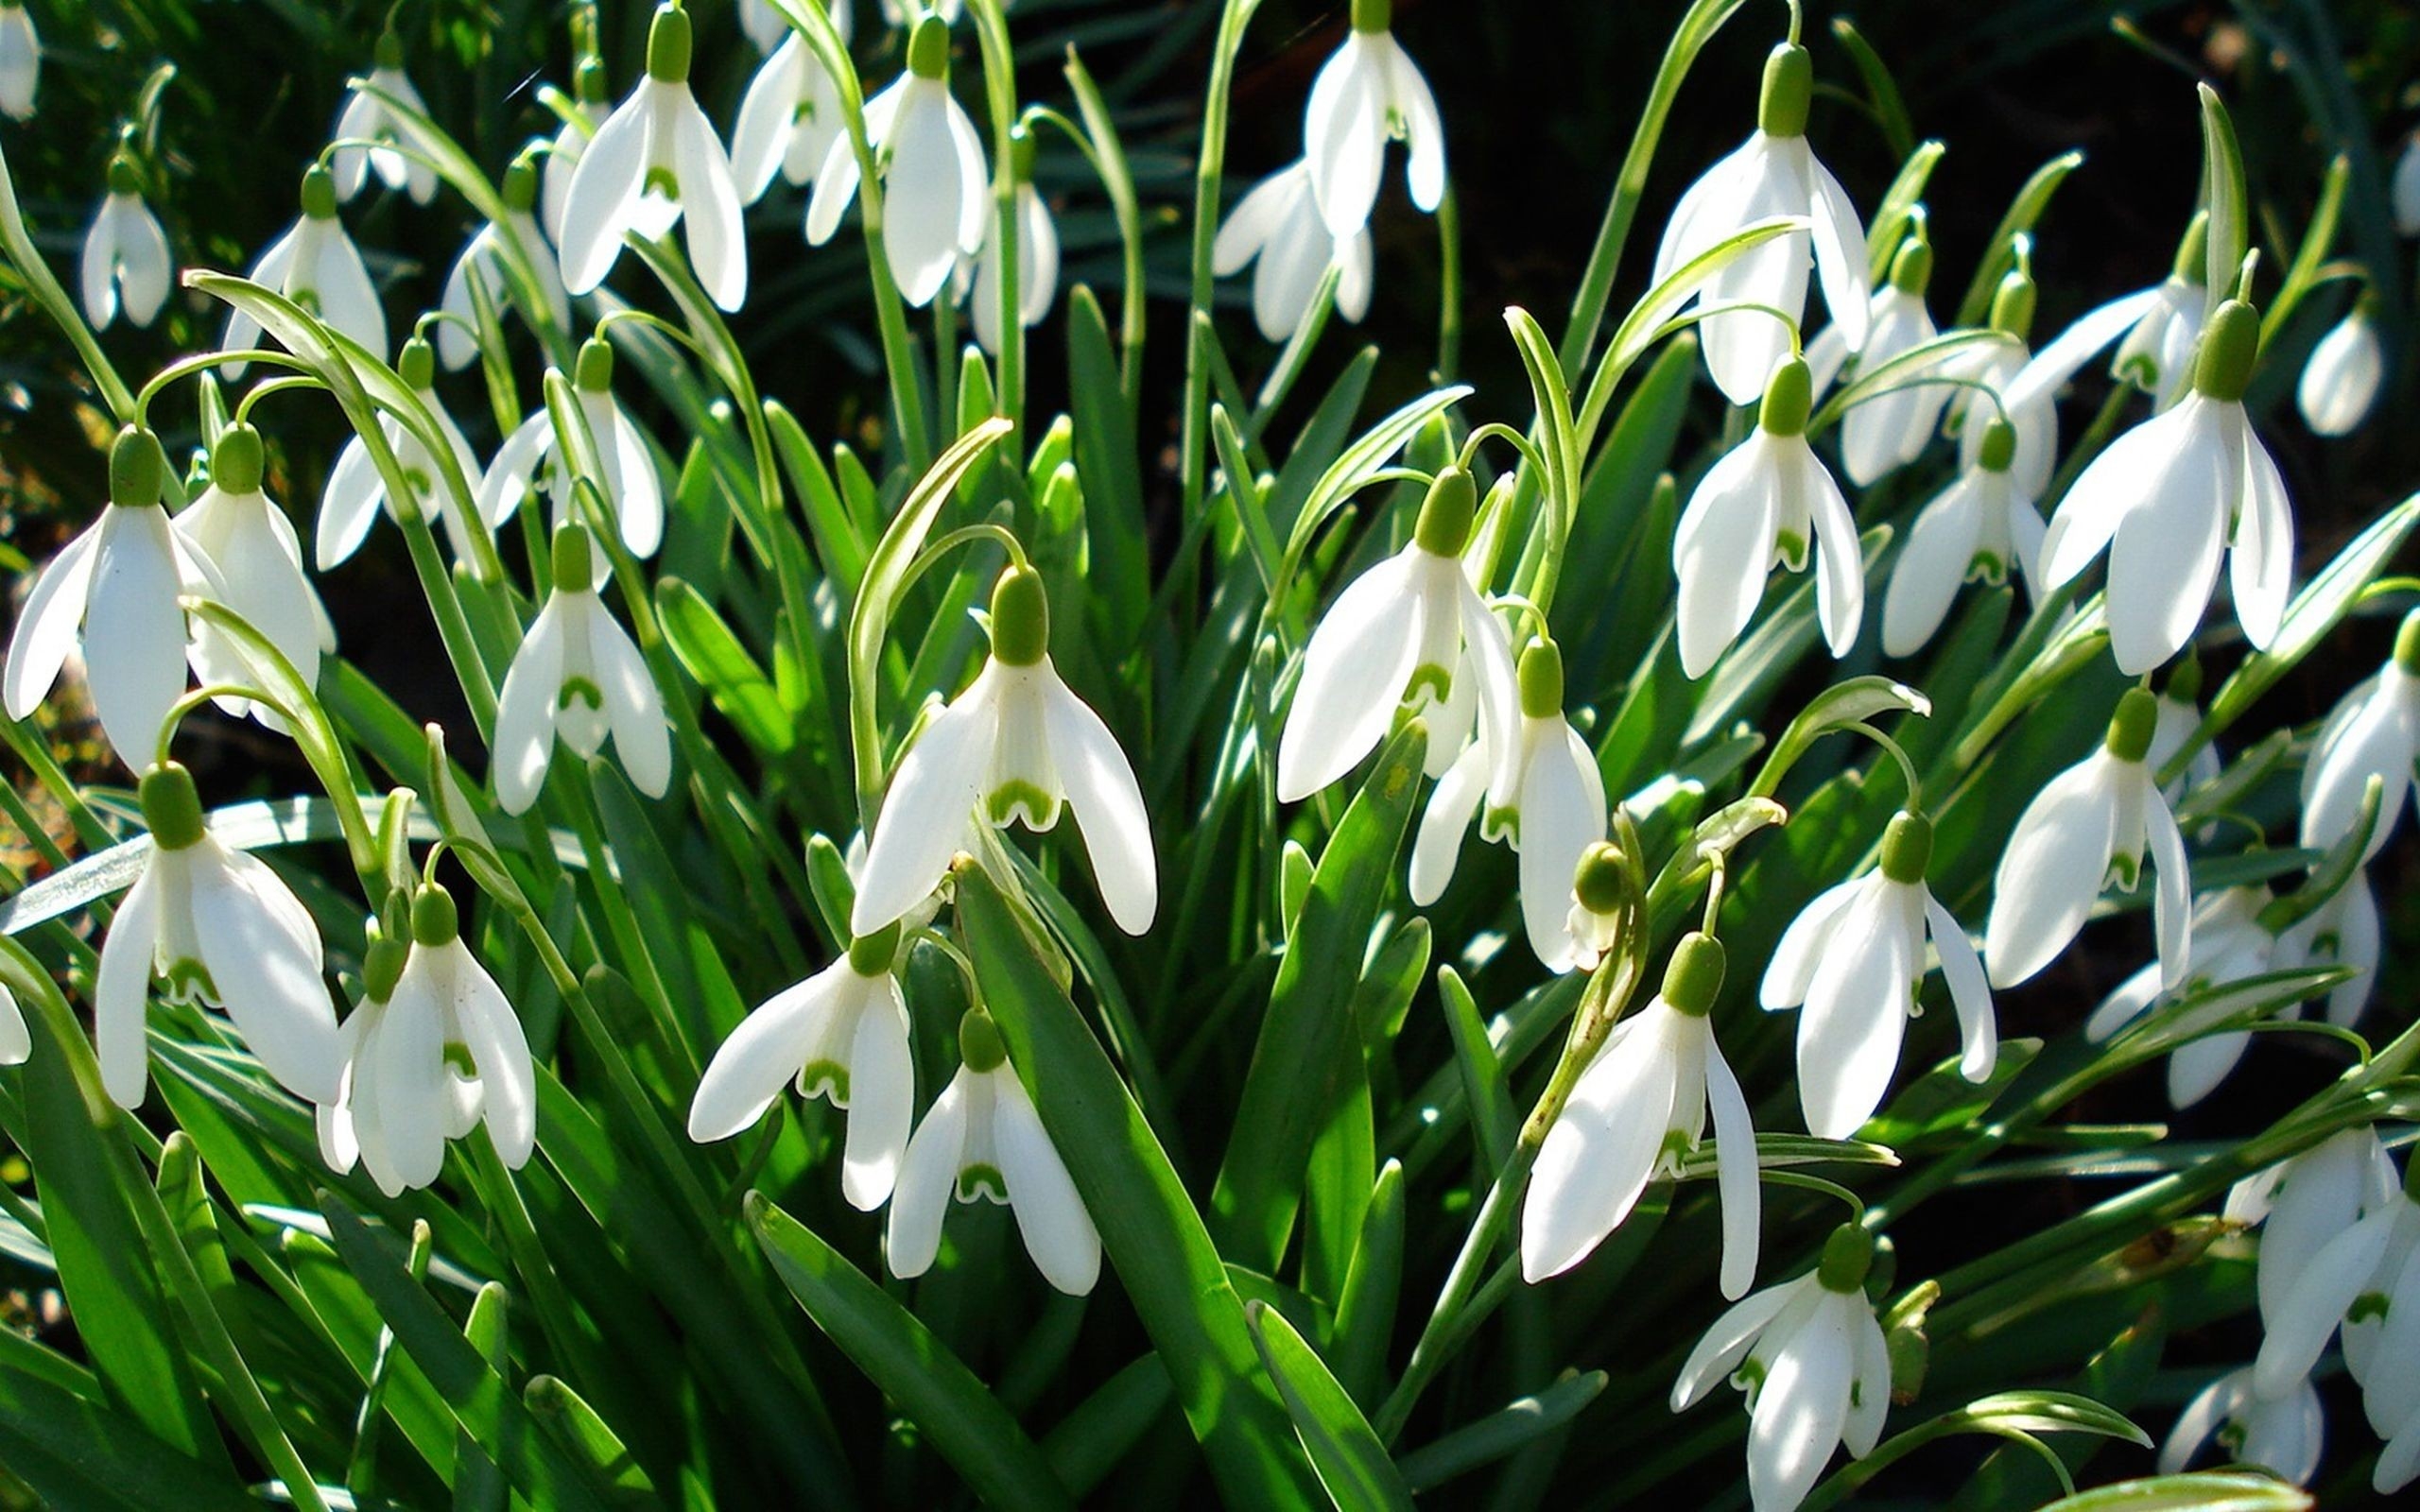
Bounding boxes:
[81,151,173,332]
[1212,159,1374,343]
[318,335,482,569]
[478,336,666,568]
[437,153,570,370]
[330,30,438,205]
[492,524,673,815]
[1302,0,1445,239]
[222,165,388,376]
[806,15,986,308]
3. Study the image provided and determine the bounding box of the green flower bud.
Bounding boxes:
[1988,268,2036,341]
[398,335,436,390]
[2164,655,2204,705]
[1759,357,1813,438]
[551,523,596,593]
[959,1008,1008,1073]
[2104,688,2158,764]
[1977,419,2016,474]
[363,935,409,1002]
[1888,234,1933,297]
[989,563,1051,666]
[575,57,609,106]
[848,924,902,976]
[212,423,266,495]
[576,335,615,391]
[1517,639,1564,720]
[1877,811,1932,885]
[908,15,951,81]
[502,154,541,213]
[139,763,207,851]
[646,3,693,83]
[301,163,338,220]
[1413,466,1478,557]
[1818,1223,1875,1293]
[1662,932,1726,1018]
[1573,841,1632,916]
[110,425,167,508]
[2192,300,2260,404]
[410,882,459,947]
[1759,44,1813,138]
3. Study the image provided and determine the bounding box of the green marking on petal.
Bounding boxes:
[1404,663,1451,708]
[162,957,216,1006]
[1775,529,1808,572]
[2349,1290,2392,1325]
[444,1042,478,1077]
[2105,854,2141,891]
[560,676,605,713]
[958,1163,1008,1203]
[1966,550,2006,585]
[987,780,1060,830]
[292,287,324,318]
[644,164,681,200]
[798,1059,850,1106]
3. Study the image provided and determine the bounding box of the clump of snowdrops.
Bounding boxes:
[2,0,2419,1507]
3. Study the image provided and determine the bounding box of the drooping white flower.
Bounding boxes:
[437,154,571,369]
[542,65,612,247]
[2229,1126,2396,1359]
[172,423,336,728]
[330,31,438,205]
[689,931,913,1211]
[222,165,389,376]
[1302,0,1445,239]
[805,15,985,308]
[2082,885,2282,1108]
[492,524,673,814]
[1985,689,2191,991]
[1524,933,1760,1294]
[889,1010,1100,1296]
[558,3,748,312]
[2340,1159,2420,1491]
[0,0,38,121]
[1879,419,2044,658]
[2146,662,2221,808]
[1276,467,1518,804]
[2395,133,2420,238]
[1673,356,1864,679]
[80,154,173,332]
[1760,812,1996,1139]
[2156,1366,2323,1486]
[1945,263,2058,505]
[964,136,1059,354]
[95,762,345,1109]
[731,7,853,202]
[319,884,535,1196]
[2276,867,2380,1030]
[1211,160,1374,343]
[851,564,1155,936]
[2299,610,2420,864]
[2040,299,2291,676]
[1806,232,1948,486]
[3,428,227,767]
[1653,43,1869,406]
[2252,1150,2415,1407]
[2299,302,2383,436]
[478,336,665,570]
[2002,218,2209,419]
[1669,1224,1892,1512]
[318,336,482,570]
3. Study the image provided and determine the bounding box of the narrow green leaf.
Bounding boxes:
[0,1358,255,1512]
[1245,1300,1415,1512]
[656,576,794,756]
[2030,1472,2309,1512]
[1393,1370,1609,1493]
[525,1376,660,1502]
[1328,1160,1404,1409]
[1040,1354,1173,1499]
[1437,967,1514,1171]
[1864,142,1946,284]
[1831,19,1915,163]
[2198,83,2249,314]
[1954,151,2085,328]
[1068,284,1150,644]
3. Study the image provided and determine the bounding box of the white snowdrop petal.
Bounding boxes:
[1749,1300,1854,1512]
[95,866,163,1108]
[1801,149,1871,352]
[1985,756,2118,988]
[1520,1013,1680,1281]
[884,86,970,306]
[1881,476,1986,658]
[4,525,99,719]
[733,39,805,202]
[1761,879,1860,1010]
[369,972,451,1193]
[1703,1038,1760,1299]
[1277,551,1424,803]
[944,97,989,259]
[2298,315,2383,436]
[1042,674,1157,935]
[1802,447,1866,659]
[887,1067,973,1279]
[588,608,672,798]
[453,951,536,1166]
[1922,896,1996,1082]
[839,975,914,1211]
[689,969,841,1143]
[2254,1206,2398,1399]
[993,1072,1101,1296]
[559,92,653,295]
[1515,728,1605,971]
[83,506,192,767]
[672,92,748,311]
[1796,888,1912,1141]
[1671,1280,1800,1410]
[852,679,999,935]
[192,851,342,1105]
[1409,739,1489,907]
[1305,39,1384,239]
[477,409,555,529]
[2156,1369,2242,1474]
[1843,1309,1893,1458]
[1388,35,1448,213]
[492,600,568,815]
[2229,424,2293,651]
[1673,437,1783,679]
[1213,165,1305,276]
[2002,287,2165,419]
[2142,790,2192,993]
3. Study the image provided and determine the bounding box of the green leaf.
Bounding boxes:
[0,1356,255,1512]
[1864,142,1946,284]
[2263,155,2350,345]
[1954,151,2086,328]
[1277,388,1473,593]
[525,1375,662,1502]
[1068,284,1149,644]
[1245,1300,1415,1512]
[1831,19,1915,163]
[2029,1472,2309,1512]
[1437,966,1515,1170]
[1595,216,1808,395]
[656,576,794,756]
[1328,1160,1404,1409]
[1040,1354,1173,1499]
[2198,83,2250,314]
[1393,1370,1609,1492]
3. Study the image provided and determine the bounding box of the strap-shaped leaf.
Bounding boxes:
[1245,1299,1415,1512]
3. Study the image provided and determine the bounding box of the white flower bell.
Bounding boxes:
[2339,1157,2420,1492]
[1945,265,2058,504]
[320,883,536,1196]
[2276,867,2379,1030]
[437,154,570,369]
[172,423,336,727]
[543,61,612,247]
[2156,1366,2323,1486]
[1808,231,1947,486]
[1409,639,1606,972]
[223,165,389,376]
[2040,299,2291,676]
[688,927,914,1211]
[2146,660,2221,808]
[2300,610,2420,864]
[2003,216,2209,420]
[96,762,345,1109]
[0,980,23,1067]
[1760,812,1996,1140]
[1276,467,1518,803]
[318,335,483,569]
[1673,357,1864,679]
[0,0,38,121]
[2298,301,2383,437]
[806,16,986,308]
[1562,840,1634,975]
[479,337,666,570]
[1985,689,2191,990]
[2082,885,2281,1108]
[1670,1224,1893,1512]
[1653,43,1870,406]
[1211,160,1374,343]
[492,524,673,814]
[731,3,854,202]
[964,132,1059,354]
[80,153,173,332]
[1523,934,1760,1295]
[2251,1148,2416,1408]
[1879,420,2043,659]
[851,564,1156,937]
[1302,0,1445,239]
[4,428,225,767]
[559,4,748,312]
[889,1009,1100,1297]
[2229,1126,2397,1330]
[331,31,438,205]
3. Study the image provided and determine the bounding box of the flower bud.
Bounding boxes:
[1413,466,1478,557]
[1758,43,1813,138]
[2104,687,2158,764]
[1662,932,1726,1018]
[398,335,436,390]
[550,523,595,592]
[2163,655,2204,705]
[1352,0,1392,32]
[1877,810,1932,885]
[107,151,144,197]
[645,2,693,84]
[374,29,405,70]
[575,56,609,106]
[1987,266,2036,341]
[1758,357,1812,438]
[362,934,409,1002]
[1817,1222,1875,1293]
[989,563,1050,667]
[1976,418,2016,474]
[410,882,459,947]
[1572,841,1632,916]
[1517,639,1564,720]
[139,763,207,850]
[1887,234,1932,297]
[959,1008,1008,1073]
[212,423,266,495]
[110,425,167,509]
[502,153,541,213]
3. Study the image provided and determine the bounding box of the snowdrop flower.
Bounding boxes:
[222,166,388,376]
[889,1009,1100,1296]
[479,337,664,569]
[1524,933,1759,1294]
[330,31,438,205]
[172,424,335,727]
[688,928,913,1211]
[1653,43,1869,406]
[318,335,482,570]
[2157,1366,2323,1486]
[731,1,853,201]
[437,154,570,369]
[2299,300,2383,436]
[2228,1127,2396,1367]
[2040,300,2291,676]
[0,0,36,121]
[1673,357,1863,679]
[1985,689,2190,990]
[4,428,224,766]
[964,132,1059,354]
[95,762,344,1109]
[2299,610,2420,863]
[80,153,173,332]
[1302,0,1445,239]
[1410,640,1605,971]
[1879,420,2042,658]
[559,3,748,312]
[1809,232,1947,486]
[2277,868,2380,1030]
[851,563,1155,936]
[806,16,985,308]
[0,980,23,1067]
[543,60,612,247]
[1276,467,1518,803]
[2340,1159,2420,1490]
[737,0,848,55]
[1760,812,1996,1139]
[1670,1224,1892,1512]
[2251,1148,2416,1410]
[1946,265,2058,504]
[2004,215,2207,420]
[320,884,535,1196]
[2082,885,2281,1108]
[493,524,671,814]
[2395,134,2420,238]
[2146,659,2220,808]
[1211,160,1374,343]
